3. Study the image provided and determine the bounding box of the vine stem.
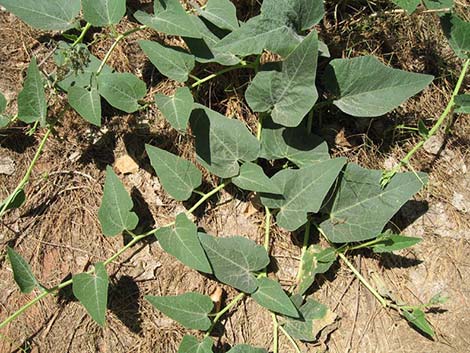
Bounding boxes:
[384,58,470,182]
[190,62,255,89]
[204,292,245,338]
[279,325,302,353]
[0,182,228,329]
[295,221,311,283]
[72,23,92,46]
[0,129,51,218]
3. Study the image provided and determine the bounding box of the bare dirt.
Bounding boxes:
[1,1,470,352]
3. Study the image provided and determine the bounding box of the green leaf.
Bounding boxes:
[155,213,211,273]
[252,277,299,317]
[7,247,38,294]
[145,144,202,201]
[97,73,147,113]
[0,116,11,128]
[146,292,213,330]
[98,166,139,237]
[455,94,470,113]
[418,119,429,138]
[0,92,6,113]
[214,0,324,57]
[402,309,435,337]
[391,0,421,13]
[246,31,318,127]
[198,233,270,293]
[324,56,434,117]
[134,3,202,39]
[261,158,347,231]
[198,0,239,31]
[320,163,427,243]
[178,335,214,353]
[232,162,281,194]
[68,86,101,126]
[190,106,260,178]
[155,87,194,132]
[259,117,329,167]
[17,58,47,125]
[297,246,336,295]
[371,233,422,253]
[282,298,337,342]
[82,0,126,26]
[0,190,26,211]
[72,262,109,327]
[441,14,470,59]
[423,0,453,10]
[227,345,267,353]
[139,40,195,83]
[0,0,80,30]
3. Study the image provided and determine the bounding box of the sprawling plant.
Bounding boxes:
[1,0,469,351]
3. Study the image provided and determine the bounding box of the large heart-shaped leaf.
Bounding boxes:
[139,40,195,83]
[82,0,126,26]
[252,277,299,317]
[259,117,329,167]
[155,213,211,273]
[214,0,324,57]
[178,335,214,353]
[7,247,38,294]
[198,0,239,31]
[246,31,318,127]
[155,87,194,132]
[190,106,260,178]
[72,262,109,327]
[68,86,101,126]
[324,56,434,117]
[17,58,47,125]
[198,233,270,293]
[261,158,347,231]
[441,13,470,59]
[0,0,80,30]
[146,292,213,330]
[98,166,139,237]
[98,73,147,113]
[320,163,427,243]
[145,144,202,201]
[232,162,281,194]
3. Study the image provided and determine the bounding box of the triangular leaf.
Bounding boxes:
[371,233,422,253]
[260,117,329,167]
[0,0,80,30]
[0,189,26,212]
[297,246,336,295]
[98,73,146,113]
[282,298,337,342]
[155,87,194,132]
[72,262,109,327]
[198,0,239,31]
[7,247,38,294]
[455,94,470,114]
[82,0,126,26]
[146,292,213,330]
[261,158,347,231]
[68,86,102,126]
[178,335,214,353]
[145,144,202,201]
[232,162,281,194]
[190,105,260,178]
[320,163,427,243]
[198,233,270,293]
[324,56,434,117]
[139,40,195,83]
[402,309,435,337]
[246,31,319,127]
[441,13,470,59]
[98,166,139,237]
[252,277,299,317]
[17,58,47,125]
[227,345,268,353]
[155,213,212,273]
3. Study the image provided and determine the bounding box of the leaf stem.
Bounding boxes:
[0,129,52,218]
[279,325,302,353]
[295,221,311,282]
[0,182,227,328]
[204,292,245,337]
[190,62,255,89]
[72,23,92,46]
[263,207,271,251]
[383,58,470,184]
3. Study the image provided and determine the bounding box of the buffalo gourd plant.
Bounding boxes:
[0,0,468,351]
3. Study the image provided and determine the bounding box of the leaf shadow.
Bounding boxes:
[108,275,143,334]
[0,129,36,153]
[78,130,117,171]
[130,187,155,234]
